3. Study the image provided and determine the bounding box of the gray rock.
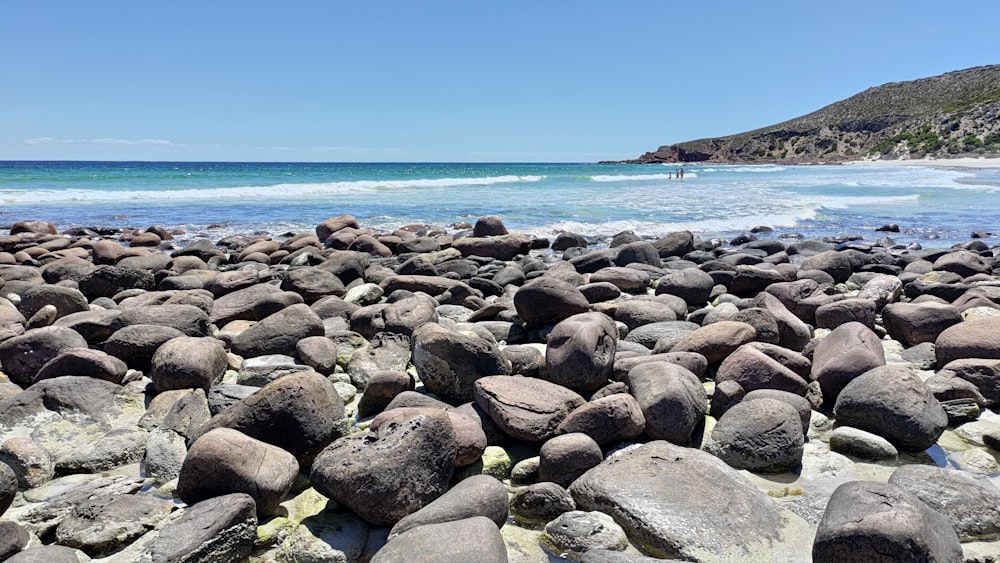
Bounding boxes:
[715,343,810,396]
[473,375,585,442]
[103,324,186,372]
[512,276,590,327]
[538,432,603,489]
[18,284,89,321]
[347,332,412,389]
[743,388,812,433]
[116,304,211,337]
[208,283,283,325]
[889,463,1000,541]
[388,474,508,539]
[142,492,257,563]
[150,336,227,393]
[611,300,677,331]
[857,274,903,311]
[829,426,898,460]
[815,298,876,330]
[936,318,1000,368]
[0,521,30,561]
[191,370,345,465]
[357,370,416,419]
[4,545,90,563]
[670,320,756,365]
[0,326,88,387]
[310,408,457,526]
[554,393,645,447]
[0,437,54,489]
[542,510,629,558]
[591,266,651,293]
[706,397,804,473]
[510,482,576,522]
[280,266,346,302]
[54,494,175,557]
[570,441,806,561]
[295,335,338,375]
[752,291,812,351]
[13,474,145,538]
[370,516,507,563]
[882,301,962,347]
[412,323,512,405]
[612,351,707,381]
[628,321,697,350]
[229,303,325,358]
[834,364,947,452]
[938,358,1000,406]
[800,250,855,283]
[0,460,16,515]
[812,480,962,563]
[626,361,706,445]
[177,428,298,517]
[810,321,885,406]
[58,426,148,474]
[34,348,128,384]
[544,312,617,393]
[654,268,714,307]
[78,265,155,299]
[234,354,304,387]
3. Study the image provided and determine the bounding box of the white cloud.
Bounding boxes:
[24,137,54,145]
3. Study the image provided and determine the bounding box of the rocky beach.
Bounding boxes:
[2,213,1000,562]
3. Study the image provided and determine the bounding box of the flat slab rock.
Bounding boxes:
[569,440,812,561]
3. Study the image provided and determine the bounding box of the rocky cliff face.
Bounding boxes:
[619,65,1000,164]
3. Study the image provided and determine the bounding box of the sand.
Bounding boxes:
[845,156,1000,169]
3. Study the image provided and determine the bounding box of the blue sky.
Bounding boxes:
[2,1,998,162]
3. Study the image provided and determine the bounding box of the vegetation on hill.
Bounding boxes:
[616,65,1000,164]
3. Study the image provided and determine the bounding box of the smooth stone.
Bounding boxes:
[544,312,618,393]
[370,516,507,563]
[510,482,576,522]
[706,397,804,473]
[388,474,508,539]
[829,426,898,460]
[473,375,585,442]
[626,361,706,446]
[889,463,1000,541]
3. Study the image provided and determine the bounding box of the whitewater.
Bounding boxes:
[1,161,998,248]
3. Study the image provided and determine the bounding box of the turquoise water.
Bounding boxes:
[1,161,998,248]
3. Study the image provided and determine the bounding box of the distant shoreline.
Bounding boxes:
[844,157,1000,170]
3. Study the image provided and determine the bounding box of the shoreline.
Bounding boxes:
[844,156,1000,170]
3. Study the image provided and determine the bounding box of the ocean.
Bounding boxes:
[1,160,999,249]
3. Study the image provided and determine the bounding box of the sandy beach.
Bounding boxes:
[846,156,1000,169]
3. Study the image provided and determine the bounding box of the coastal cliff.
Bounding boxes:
[617,64,1000,164]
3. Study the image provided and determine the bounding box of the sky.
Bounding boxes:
[2,1,998,163]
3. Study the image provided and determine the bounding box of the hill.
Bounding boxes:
[617,65,1000,164]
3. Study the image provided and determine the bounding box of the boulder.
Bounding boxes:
[936,318,1000,368]
[209,283,283,325]
[626,361,706,446]
[472,215,509,237]
[150,336,228,393]
[78,265,155,299]
[810,321,885,406]
[889,463,1000,541]
[513,276,590,327]
[0,521,29,561]
[611,300,677,331]
[370,516,507,563]
[510,482,576,522]
[669,320,755,365]
[937,358,1000,406]
[229,303,325,358]
[0,460,16,515]
[177,428,298,517]
[542,511,629,559]
[538,432,603,488]
[280,267,346,302]
[18,284,89,322]
[103,324,187,371]
[654,268,714,307]
[833,364,947,452]
[715,343,810,396]
[554,393,646,447]
[142,493,257,563]
[814,298,876,330]
[54,494,175,557]
[544,312,617,393]
[388,474,508,539]
[882,301,962,348]
[473,375,586,442]
[752,292,812,351]
[705,398,804,473]
[411,322,511,405]
[812,480,962,563]
[0,326,88,387]
[570,440,808,561]
[829,426,898,460]
[190,370,345,465]
[33,348,127,384]
[310,408,457,526]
